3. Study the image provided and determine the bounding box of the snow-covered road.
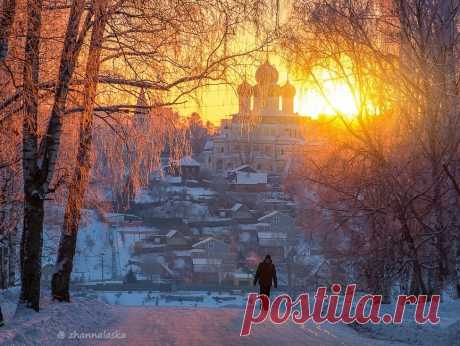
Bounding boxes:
[92,307,407,346]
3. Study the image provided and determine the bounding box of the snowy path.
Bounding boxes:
[92,307,407,346]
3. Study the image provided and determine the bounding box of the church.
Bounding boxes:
[203,60,307,175]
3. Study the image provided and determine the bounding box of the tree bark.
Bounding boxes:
[8,229,16,286]
[18,0,43,312]
[0,0,16,62]
[38,0,86,196]
[52,0,109,302]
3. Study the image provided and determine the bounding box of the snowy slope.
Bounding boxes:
[0,289,118,346]
[1,286,459,346]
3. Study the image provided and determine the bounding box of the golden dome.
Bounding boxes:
[281,80,296,97]
[237,80,253,96]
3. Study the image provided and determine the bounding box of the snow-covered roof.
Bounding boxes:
[191,237,214,248]
[203,140,214,151]
[161,263,175,276]
[192,258,222,265]
[231,203,243,212]
[257,210,279,222]
[138,243,167,249]
[230,164,257,173]
[179,155,200,167]
[117,226,159,234]
[233,272,253,279]
[173,250,192,257]
[165,175,182,184]
[257,231,287,239]
[235,172,267,185]
[239,224,258,231]
[166,230,177,238]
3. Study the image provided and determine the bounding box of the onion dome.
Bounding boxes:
[267,84,281,96]
[281,80,296,97]
[237,80,253,96]
[255,61,279,85]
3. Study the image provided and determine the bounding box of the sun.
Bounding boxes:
[295,81,359,118]
[293,67,362,118]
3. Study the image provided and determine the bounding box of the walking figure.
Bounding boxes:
[253,254,277,298]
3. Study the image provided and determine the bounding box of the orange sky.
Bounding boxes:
[173,61,360,125]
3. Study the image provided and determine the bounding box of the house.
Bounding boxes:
[257,211,297,242]
[191,237,236,283]
[163,230,189,249]
[200,140,214,172]
[232,271,253,287]
[104,212,143,226]
[131,254,175,281]
[168,156,201,180]
[186,217,233,237]
[132,229,190,254]
[117,226,159,243]
[192,237,229,255]
[227,165,268,192]
[229,203,255,223]
[256,226,288,262]
[235,222,269,247]
[170,250,193,283]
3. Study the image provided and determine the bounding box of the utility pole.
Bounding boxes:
[100,252,105,282]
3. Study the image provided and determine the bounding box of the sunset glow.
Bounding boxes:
[293,66,360,118]
[295,82,359,118]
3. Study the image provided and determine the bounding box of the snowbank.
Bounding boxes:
[348,297,460,346]
[0,289,118,346]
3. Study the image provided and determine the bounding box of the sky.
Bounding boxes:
[170,0,360,125]
[172,61,360,125]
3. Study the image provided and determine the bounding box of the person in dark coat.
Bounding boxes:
[253,254,277,297]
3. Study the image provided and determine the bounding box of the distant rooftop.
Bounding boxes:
[258,210,280,222]
[178,155,200,167]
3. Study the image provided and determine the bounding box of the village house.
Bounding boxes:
[168,155,201,180]
[226,165,268,192]
[132,229,190,255]
[257,210,297,243]
[190,237,237,284]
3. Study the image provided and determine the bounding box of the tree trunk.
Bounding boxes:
[52,0,109,302]
[19,193,44,311]
[0,0,16,62]
[18,0,43,312]
[456,240,460,298]
[38,0,86,196]
[8,229,16,286]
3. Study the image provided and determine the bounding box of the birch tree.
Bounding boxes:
[19,0,93,312]
[52,0,110,302]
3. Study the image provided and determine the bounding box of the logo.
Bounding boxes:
[241,284,441,336]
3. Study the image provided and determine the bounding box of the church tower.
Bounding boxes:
[281,80,295,114]
[237,80,253,114]
[253,60,280,115]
